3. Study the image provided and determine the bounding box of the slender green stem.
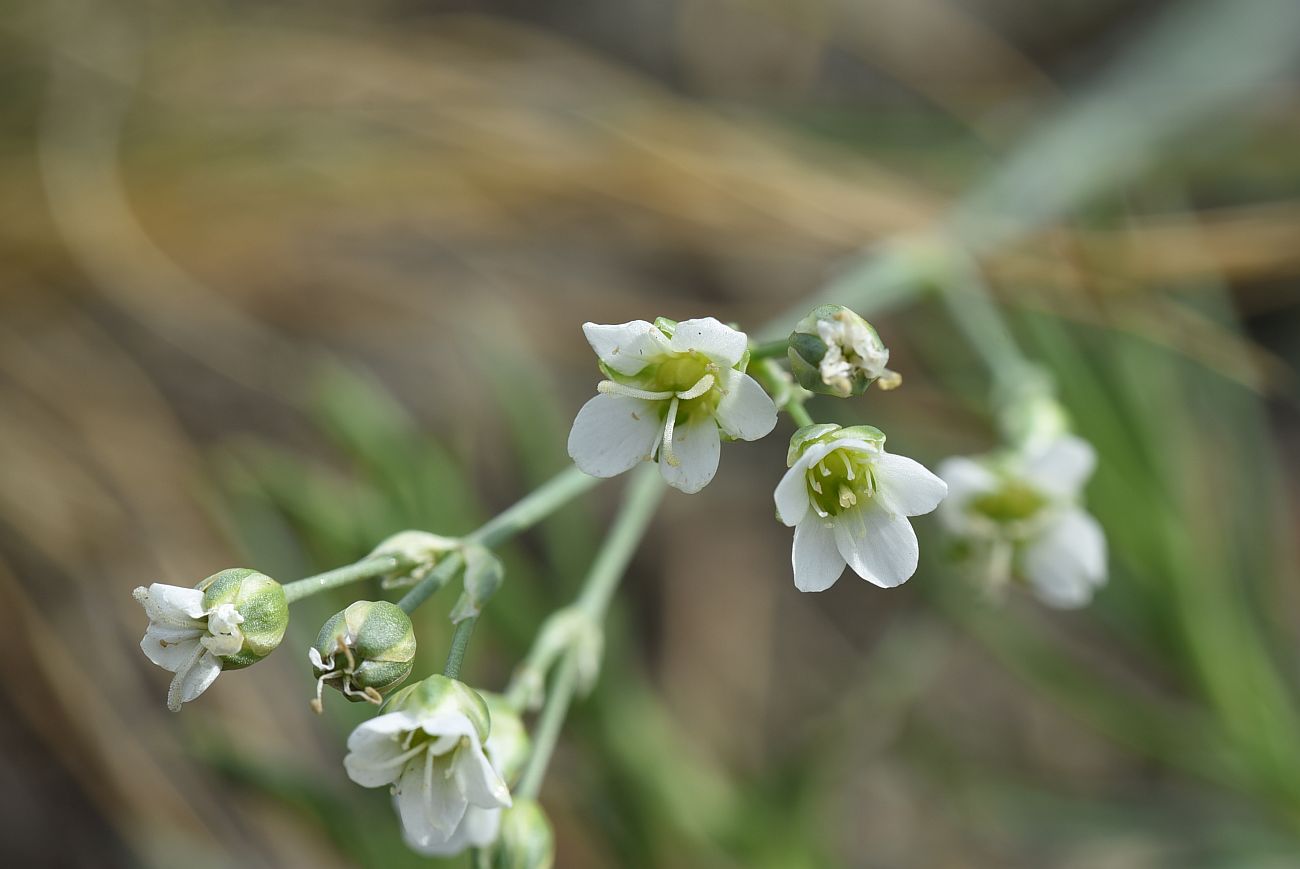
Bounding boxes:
[395,465,600,614]
[282,554,408,604]
[515,464,665,798]
[443,616,478,680]
[516,650,579,799]
[470,465,599,549]
[748,338,789,361]
[785,402,814,428]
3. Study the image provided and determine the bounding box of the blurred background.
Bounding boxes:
[3,0,1300,866]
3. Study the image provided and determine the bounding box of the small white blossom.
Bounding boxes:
[133,569,288,712]
[567,317,777,494]
[774,425,947,592]
[134,583,244,712]
[405,698,528,857]
[937,434,1106,608]
[344,676,511,850]
[816,310,890,395]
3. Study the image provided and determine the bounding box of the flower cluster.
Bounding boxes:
[130,299,1107,865]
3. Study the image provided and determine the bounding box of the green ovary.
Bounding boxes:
[969,481,1046,523]
[805,448,878,517]
[644,351,722,427]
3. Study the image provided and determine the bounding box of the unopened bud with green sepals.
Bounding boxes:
[490,799,555,869]
[309,600,416,710]
[787,304,899,398]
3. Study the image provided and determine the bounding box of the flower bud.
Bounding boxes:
[482,694,531,785]
[386,674,492,744]
[310,600,416,710]
[787,305,896,398]
[491,800,555,869]
[196,568,288,669]
[368,530,460,589]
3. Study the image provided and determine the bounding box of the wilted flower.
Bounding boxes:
[774,425,947,592]
[133,568,288,711]
[309,600,416,711]
[344,675,511,850]
[788,305,900,398]
[368,530,460,588]
[406,694,531,858]
[568,317,777,493]
[937,434,1106,608]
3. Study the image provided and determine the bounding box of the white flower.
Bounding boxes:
[134,583,244,712]
[567,317,777,493]
[774,425,948,592]
[404,698,528,857]
[936,434,1106,608]
[344,676,511,850]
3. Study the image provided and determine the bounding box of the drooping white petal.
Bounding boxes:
[1021,435,1096,500]
[1022,508,1107,609]
[568,394,663,478]
[140,628,203,671]
[452,741,512,809]
[658,418,721,494]
[397,752,468,847]
[582,321,671,375]
[792,516,846,592]
[670,317,747,368]
[873,453,948,517]
[344,712,425,787]
[135,583,208,625]
[832,505,920,588]
[935,456,997,532]
[406,806,502,857]
[774,441,836,526]
[168,649,222,711]
[714,369,777,441]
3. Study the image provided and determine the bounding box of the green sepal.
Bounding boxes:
[386,674,492,743]
[491,799,555,869]
[198,568,288,669]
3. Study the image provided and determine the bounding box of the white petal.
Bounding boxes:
[792,517,846,592]
[582,321,671,375]
[670,317,747,368]
[936,456,996,506]
[658,419,721,494]
[773,442,836,526]
[874,453,948,517]
[714,370,777,442]
[453,741,512,809]
[1021,435,1096,499]
[168,649,222,711]
[833,505,920,588]
[140,629,203,672]
[1022,508,1107,609]
[568,394,663,478]
[344,712,424,787]
[135,583,207,625]
[405,806,501,856]
[396,753,469,847]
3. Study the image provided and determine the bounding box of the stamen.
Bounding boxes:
[598,380,674,401]
[837,484,857,509]
[338,637,357,674]
[661,396,682,467]
[311,670,343,714]
[358,741,430,772]
[166,644,207,712]
[818,461,831,477]
[675,373,715,401]
[840,452,855,480]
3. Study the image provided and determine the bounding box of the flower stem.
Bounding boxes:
[785,401,814,428]
[515,464,665,799]
[442,616,477,681]
[396,465,600,614]
[748,338,789,361]
[282,554,410,604]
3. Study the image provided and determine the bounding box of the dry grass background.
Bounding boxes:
[3,1,1300,867]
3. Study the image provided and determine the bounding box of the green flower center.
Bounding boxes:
[805,447,879,517]
[969,481,1046,523]
[644,352,722,427]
